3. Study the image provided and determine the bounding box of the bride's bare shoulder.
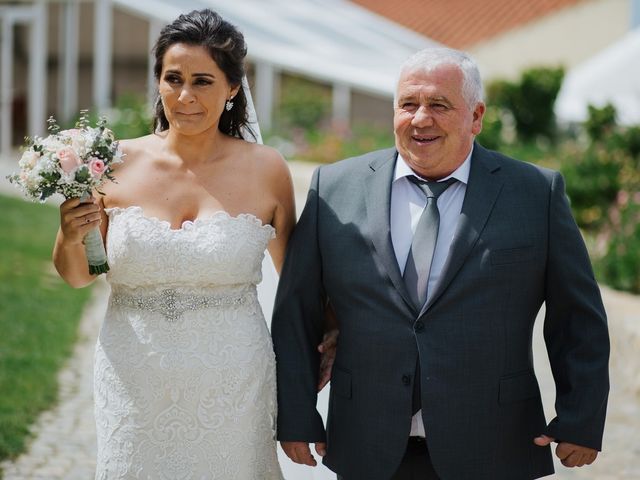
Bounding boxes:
[239,141,293,197]
[101,134,162,198]
[236,140,287,174]
[113,134,163,169]
[118,134,161,159]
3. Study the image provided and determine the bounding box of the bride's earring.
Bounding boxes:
[225,99,234,111]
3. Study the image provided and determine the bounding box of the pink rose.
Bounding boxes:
[57,147,82,173]
[89,157,106,177]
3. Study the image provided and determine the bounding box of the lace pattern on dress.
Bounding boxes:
[94,206,283,480]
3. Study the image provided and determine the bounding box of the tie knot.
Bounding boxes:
[408,176,457,199]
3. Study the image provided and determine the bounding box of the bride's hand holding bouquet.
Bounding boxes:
[8,111,124,274]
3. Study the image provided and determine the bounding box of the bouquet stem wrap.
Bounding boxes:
[81,193,109,275]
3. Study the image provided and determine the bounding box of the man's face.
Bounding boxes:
[393,64,485,180]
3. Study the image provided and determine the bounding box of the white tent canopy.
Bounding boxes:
[114,0,437,98]
[555,27,640,126]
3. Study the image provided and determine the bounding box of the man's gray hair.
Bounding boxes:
[397,47,484,107]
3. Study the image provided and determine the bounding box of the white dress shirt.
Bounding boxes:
[390,148,472,437]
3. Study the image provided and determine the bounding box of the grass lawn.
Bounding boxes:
[0,194,92,464]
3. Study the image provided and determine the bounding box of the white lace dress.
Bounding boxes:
[94,206,283,480]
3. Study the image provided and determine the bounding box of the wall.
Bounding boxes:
[471,0,630,81]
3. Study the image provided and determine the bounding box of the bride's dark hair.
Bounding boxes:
[151,9,255,140]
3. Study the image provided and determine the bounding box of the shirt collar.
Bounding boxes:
[394,144,473,185]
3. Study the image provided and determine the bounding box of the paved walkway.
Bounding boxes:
[1,157,638,479]
[533,287,640,479]
[0,281,107,480]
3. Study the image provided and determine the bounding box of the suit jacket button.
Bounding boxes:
[414,320,424,332]
[401,374,411,386]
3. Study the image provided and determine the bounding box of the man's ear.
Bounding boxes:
[472,102,486,136]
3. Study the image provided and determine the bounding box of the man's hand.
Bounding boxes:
[317,329,338,391]
[281,441,327,466]
[534,435,598,467]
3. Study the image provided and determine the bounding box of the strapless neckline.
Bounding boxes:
[105,205,276,234]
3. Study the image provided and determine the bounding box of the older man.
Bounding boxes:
[272,47,609,480]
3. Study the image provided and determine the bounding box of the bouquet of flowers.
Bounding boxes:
[7,111,124,274]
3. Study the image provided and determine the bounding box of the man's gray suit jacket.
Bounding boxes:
[271,143,609,480]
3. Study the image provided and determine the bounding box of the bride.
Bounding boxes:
[52,9,323,479]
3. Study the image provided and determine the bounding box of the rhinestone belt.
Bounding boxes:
[111,288,248,322]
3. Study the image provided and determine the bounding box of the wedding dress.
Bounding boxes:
[94,206,284,480]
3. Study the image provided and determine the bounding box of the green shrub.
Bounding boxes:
[618,125,640,159]
[107,94,153,139]
[276,75,331,132]
[485,67,564,142]
[585,103,617,142]
[560,111,640,293]
[518,67,564,140]
[485,71,640,293]
[65,94,152,140]
[296,124,394,164]
[476,105,503,150]
[596,192,640,293]
[560,143,623,230]
[500,141,558,169]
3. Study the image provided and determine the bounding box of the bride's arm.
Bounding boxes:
[264,150,296,273]
[262,149,340,390]
[52,196,107,288]
[317,300,338,391]
[53,138,134,288]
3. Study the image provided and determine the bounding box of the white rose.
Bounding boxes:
[85,133,95,150]
[71,135,87,157]
[19,150,40,169]
[42,136,63,150]
[26,168,42,190]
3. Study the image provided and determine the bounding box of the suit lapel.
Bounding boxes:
[364,149,417,314]
[421,145,504,315]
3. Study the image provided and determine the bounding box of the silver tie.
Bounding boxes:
[403,176,457,309]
